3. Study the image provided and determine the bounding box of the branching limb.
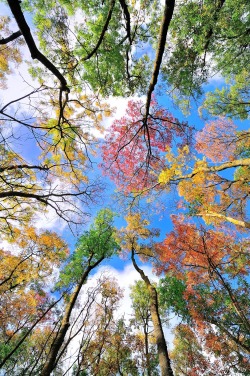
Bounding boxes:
[7,0,69,92]
[203,0,225,54]
[0,30,22,44]
[82,0,116,61]
[0,86,46,113]
[144,0,175,128]
[118,0,132,44]
[0,164,50,173]
[196,212,250,229]
[168,158,250,183]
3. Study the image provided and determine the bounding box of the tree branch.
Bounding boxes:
[118,0,132,44]
[82,0,116,61]
[144,0,175,128]
[0,30,22,44]
[203,0,226,53]
[7,0,69,92]
[167,157,250,183]
[196,212,250,229]
[0,164,50,173]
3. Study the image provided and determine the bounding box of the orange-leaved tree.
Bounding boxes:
[0,226,68,372]
[155,216,250,372]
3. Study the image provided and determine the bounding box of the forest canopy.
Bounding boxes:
[0,0,250,375]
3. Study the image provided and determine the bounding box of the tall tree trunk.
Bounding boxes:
[131,249,174,376]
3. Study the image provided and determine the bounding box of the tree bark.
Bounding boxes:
[144,0,175,126]
[131,249,174,376]
[144,319,151,376]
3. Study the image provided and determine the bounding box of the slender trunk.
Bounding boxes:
[131,249,174,376]
[210,262,250,333]
[40,256,104,376]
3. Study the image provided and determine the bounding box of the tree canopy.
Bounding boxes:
[0,0,250,374]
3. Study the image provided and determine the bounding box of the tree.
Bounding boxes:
[40,209,120,375]
[130,280,159,376]
[170,324,227,376]
[74,278,140,376]
[101,98,192,194]
[201,69,250,120]
[119,213,174,376]
[158,118,250,230]
[1,0,250,373]
[155,217,250,372]
[0,16,23,89]
[0,86,109,233]
[161,0,250,113]
[20,0,163,96]
[0,226,68,373]
[0,0,178,231]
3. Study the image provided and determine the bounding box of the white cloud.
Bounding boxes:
[207,71,224,85]
[90,95,145,139]
[88,262,157,317]
[33,206,68,233]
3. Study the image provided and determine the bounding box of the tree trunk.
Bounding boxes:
[131,249,174,376]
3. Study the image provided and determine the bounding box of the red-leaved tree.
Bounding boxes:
[155,216,250,367]
[101,99,192,193]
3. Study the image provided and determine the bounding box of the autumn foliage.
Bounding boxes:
[156,216,250,370]
[101,99,192,193]
[1,0,250,374]
[195,118,237,162]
